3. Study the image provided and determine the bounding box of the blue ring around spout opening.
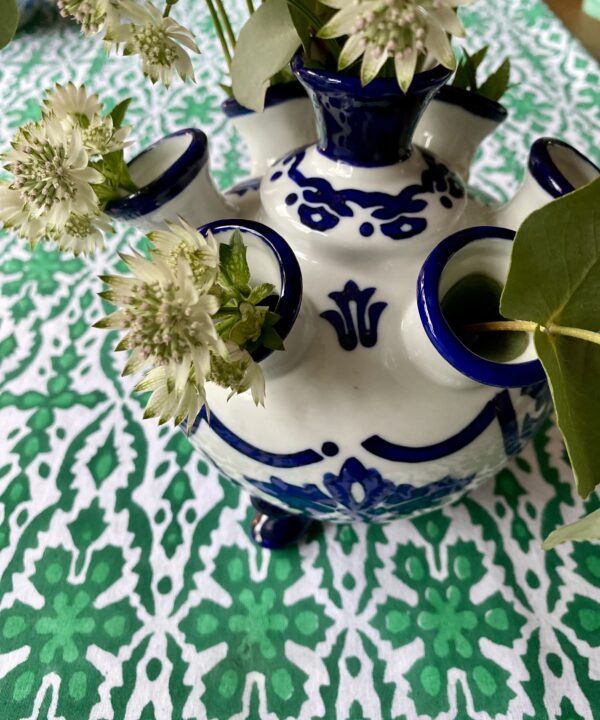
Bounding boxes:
[417,225,546,388]
[528,137,600,198]
[105,128,208,221]
[197,219,303,364]
[434,85,508,123]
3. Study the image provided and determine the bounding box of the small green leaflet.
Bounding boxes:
[0,0,18,50]
[543,507,600,550]
[231,0,301,111]
[109,98,132,129]
[501,178,600,540]
[452,46,511,102]
[478,58,511,102]
[219,229,251,292]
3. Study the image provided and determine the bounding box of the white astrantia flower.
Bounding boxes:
[2,119,103,232]
[97,248,225,401]
[42,83,131,156]
[319,0,476,90]
[43,82,103,121]
[135,365,208,428]
[209,343,266,406]
[57,0,121,35]
[50,211,114,256]
[107,0,200,87]
[149,220,220,291]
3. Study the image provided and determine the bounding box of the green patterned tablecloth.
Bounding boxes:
[1,2,599,718]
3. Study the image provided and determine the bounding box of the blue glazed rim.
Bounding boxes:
[198,219,303,363]
[222,82,307,117]
[291,53,452,97]
[434,85,508,123]
[106,128,208,220]
[417,225,546,388]
[528,137,600,198]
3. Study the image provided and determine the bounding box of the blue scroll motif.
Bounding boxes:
[275,149,464,240]
[246,457,475,521]
[320,280,388,350]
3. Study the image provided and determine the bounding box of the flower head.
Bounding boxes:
[319,0,475,90]
[107,1,199,87]
[57,0,116,35]
[42,83,131,156]
[209,344,266,406]
[96,223,276,428]
[2,119,103,231]
[149,220,219,291]
[49,211,114,256]
[98,249,224,392]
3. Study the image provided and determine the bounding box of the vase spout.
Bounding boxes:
[414,86,508,181]
[292,54,451,167]
[493,137,600,229]
[406,226,546,390]
[106,128,238,232]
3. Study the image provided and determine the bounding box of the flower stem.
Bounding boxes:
[461,320,600,347]
[163,0,178,17]
[205,0,232,68]
[214,0,237,50]
[246,0,255,14]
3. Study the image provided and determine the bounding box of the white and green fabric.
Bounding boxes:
[0,1,599,718]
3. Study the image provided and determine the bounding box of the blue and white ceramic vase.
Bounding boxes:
[108,56,600,549]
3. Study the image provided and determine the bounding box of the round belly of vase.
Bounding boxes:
[187,382,551,523]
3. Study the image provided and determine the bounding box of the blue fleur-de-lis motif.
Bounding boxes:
[320,280,388,350]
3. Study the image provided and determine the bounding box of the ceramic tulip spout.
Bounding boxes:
[108,60,600,549]
[106,128,237,232]
[494,137,600,228]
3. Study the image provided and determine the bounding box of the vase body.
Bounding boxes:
[111,61,600,532]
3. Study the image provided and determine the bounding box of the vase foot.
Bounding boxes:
[249,497,314,549]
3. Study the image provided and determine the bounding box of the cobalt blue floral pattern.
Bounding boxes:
[245,458,475,521]
[320,280,388,350]
[271,148,465,239]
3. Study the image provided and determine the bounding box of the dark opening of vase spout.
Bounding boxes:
[291,54,452,167]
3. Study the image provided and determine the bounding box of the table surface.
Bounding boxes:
[544,0,600,59]
[0,2,599,719]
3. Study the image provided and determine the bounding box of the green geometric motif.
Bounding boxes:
[371,540,527,716]
[0,545,141,718]
[179,544,334,718]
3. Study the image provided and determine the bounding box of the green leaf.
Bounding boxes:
[470,46,489,71]
[109,98,132,129]
[0,0,18,50]
[501,179,600,330]
[452,48,478,91]
[478,57,511,102]
[259,323,285,351]
[231,0,301,112]
[543,507,600,550]
[247,282,275,305]
[218,229,251,291]
[501,179,600,500]
[534,329,600,499]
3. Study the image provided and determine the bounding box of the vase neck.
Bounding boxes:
[292,56,451,168]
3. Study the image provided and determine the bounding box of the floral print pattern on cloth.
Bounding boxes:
[0,1,599,719]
